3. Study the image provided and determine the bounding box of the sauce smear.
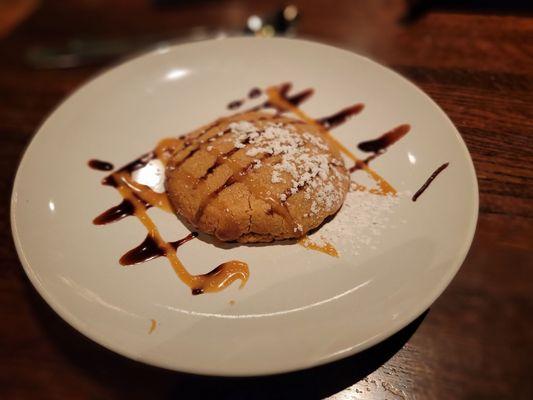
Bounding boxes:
[286,88,315,107]
[265,84,397,196]
[93,199,135,225]
[88,159,114,171]
[349,124,411,173]
[90,82,413,292]
[317,104,364,129]
[120,232,198,265]
[227,99,243,110]
[358,124,411,153]
[299,236,339,257]
[191,261,250,295]
[148,319,157,334]
[412,162,449,201]
[92,167,249,295]
[248,87,262,98]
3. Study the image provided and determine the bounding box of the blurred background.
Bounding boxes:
[0,1,532,399]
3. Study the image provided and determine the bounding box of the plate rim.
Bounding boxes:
[10,36,479,376]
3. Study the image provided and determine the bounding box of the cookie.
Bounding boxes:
[165,111,350,243]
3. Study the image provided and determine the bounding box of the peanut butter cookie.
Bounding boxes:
[165,111,349,243]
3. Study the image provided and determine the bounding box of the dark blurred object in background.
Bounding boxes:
[403,0,533,22]
[244,4,299,36]
[24,4,299,69]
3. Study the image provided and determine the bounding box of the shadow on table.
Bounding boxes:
[26,282,427,399]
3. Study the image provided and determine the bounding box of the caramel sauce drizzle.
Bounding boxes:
[299,236,339,257]
[154,119,227,165]
[94,83,412,284]
[265,85,397,196]
[262,84,410,257]
[100,171,249,295]
[154,138,185,164]
[180,115,298,232]
[193,153,296,232]
[148,319,157,334]
[121,174,172,212]
[191,261,249,295]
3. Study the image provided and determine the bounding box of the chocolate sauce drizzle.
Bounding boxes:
[248,87,262,98]
[317,104,365,129]
[93,199,135,225]
[193,162,251,224]
[285,88,314,107]
[358,124,411,153]
[227,100,243,110]
[252,83,314,112]
[227,88,264,110]
[90,82,415,294]
[100,152,155,187]
[412,162,449,201]
[88,159,114,171]
[120,232,197,266]
[349,124,411,173]
[272,84,315,109]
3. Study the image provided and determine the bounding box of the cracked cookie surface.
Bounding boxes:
[165,111,350,243]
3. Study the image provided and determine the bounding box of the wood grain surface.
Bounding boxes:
[0,0,531,398]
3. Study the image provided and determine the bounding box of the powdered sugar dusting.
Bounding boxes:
[229,120,346,215]
[307,188,404,255]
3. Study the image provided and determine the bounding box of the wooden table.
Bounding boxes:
[1,1,531,398]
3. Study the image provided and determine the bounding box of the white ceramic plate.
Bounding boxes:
[11,37,478,376]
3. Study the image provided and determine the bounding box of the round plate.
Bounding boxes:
[11,37,478,376]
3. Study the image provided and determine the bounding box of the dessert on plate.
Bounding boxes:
[90,83,425,295]
[165,111,350,243]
